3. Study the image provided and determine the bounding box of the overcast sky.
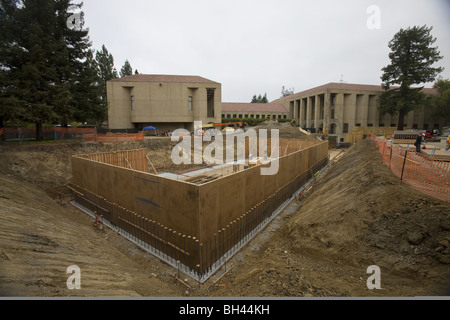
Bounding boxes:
[81,0,450,103]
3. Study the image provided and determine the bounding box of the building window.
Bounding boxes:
[355,123,361,127]
[368,123,373,127]
[227,114,231,119]
[188,96,193,111]
[413,124,418,129]
[233,114,237,118]
[391,124,396,128]
[330,124,336,134]
[262,115,266,119]
[343,123,349,134]
[423,124,429,130]
[278,115,282,119]
[207,88,215,118]
[284,115,287,119]
[250,114,254,118]
[131,96,135,111]
[331,109,335,120]
[222,114,225,118]
[379,123,385,127]
[256,115,260,119]
[238,114,243,119]
[331,94,336,106]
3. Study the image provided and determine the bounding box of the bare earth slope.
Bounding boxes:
[215,139,450,297]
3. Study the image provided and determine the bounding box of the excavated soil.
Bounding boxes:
[0,138,449,297]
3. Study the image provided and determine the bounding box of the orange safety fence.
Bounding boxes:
[83,132,145,143]
[368,134,449,203]
[3,127,97,140]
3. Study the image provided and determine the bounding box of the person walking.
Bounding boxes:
[414,134,423,153]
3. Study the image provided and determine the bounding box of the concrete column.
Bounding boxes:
[360,94,369,127]
[300,99,307,128]
[336,93,345,140]
[294,100,300,123]
[368,95,380,127]
[405,110,414,129]
[306,97,313,128]
[323,93,331,135]
[346,93,356,128]
[314,95,321,131]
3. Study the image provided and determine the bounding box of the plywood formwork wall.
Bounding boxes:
[72,152,201,238]
[198,141,328,242]
[71,140,329,278]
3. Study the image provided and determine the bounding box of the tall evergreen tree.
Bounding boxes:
[95,44,118,108]
[120,59,133,78]
[0,0,97,139]
[380,25,443,130]
[251,93,268,103]
[432,78,450,125]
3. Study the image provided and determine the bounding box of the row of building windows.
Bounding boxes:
[222,114,288,120]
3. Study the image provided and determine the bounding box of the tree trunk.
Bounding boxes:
[0,116,5,142]
[397,109,405,131]
[36,122,43,141]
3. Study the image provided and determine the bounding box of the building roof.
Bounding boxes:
[222,102,288,113]
[272,82,438,103]
[110,74,220,84]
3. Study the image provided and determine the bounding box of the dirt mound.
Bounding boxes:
[252,120,311,139]
[287,139,450,293]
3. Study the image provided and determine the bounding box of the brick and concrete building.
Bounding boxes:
[107,74,222,132]
[107,76,441,143]
[221,102,289,120]
[275,83,440,143]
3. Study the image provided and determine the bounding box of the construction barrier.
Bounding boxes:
[369,134,449,203]
[2,127,97,141]
[83,132,145,143]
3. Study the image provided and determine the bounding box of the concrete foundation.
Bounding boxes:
[70,139,329,281]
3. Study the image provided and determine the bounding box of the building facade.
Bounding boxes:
[275,83,440,143]
[221,102,289,121]
[107,74,222,132]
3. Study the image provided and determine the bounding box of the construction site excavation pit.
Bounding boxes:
[69,137,329,282]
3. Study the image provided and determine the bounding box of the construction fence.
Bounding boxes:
[369,134,449,203]
[83,132,145,143]
[1,127,97,141]
[0,127,144,143]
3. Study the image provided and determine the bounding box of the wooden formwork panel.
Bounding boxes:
[71,155,201,238]
[198,141,329,242]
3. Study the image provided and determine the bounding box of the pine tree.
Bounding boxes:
[380,25,443,130]
[95,44,118,107]
[0,0,97,139]
[120,59,133,78]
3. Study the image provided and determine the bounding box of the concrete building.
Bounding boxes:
[107,74,222,132]
[221,102,289,120]
[275,83,440,143]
